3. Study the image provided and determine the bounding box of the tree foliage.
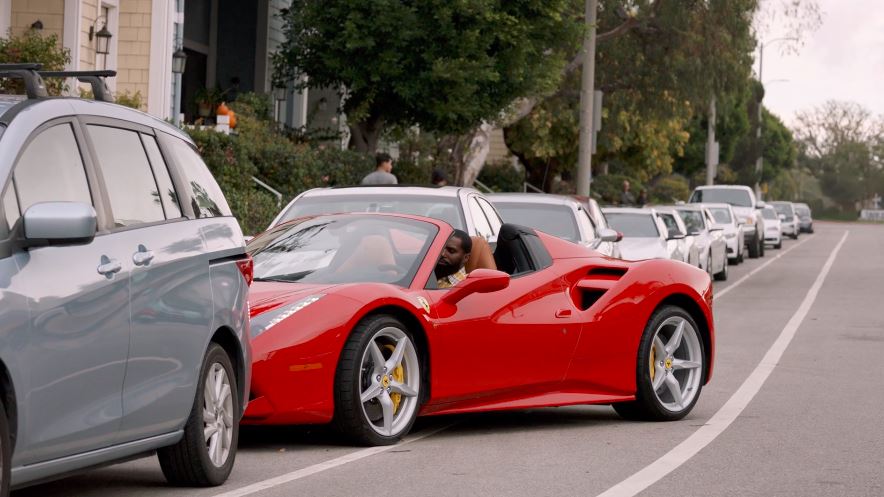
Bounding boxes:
[0,29,71,95]
[273,0,583,152]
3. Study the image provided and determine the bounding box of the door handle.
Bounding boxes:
[97,256,122,277]
[133,245,155,266]
[555,309,572,318]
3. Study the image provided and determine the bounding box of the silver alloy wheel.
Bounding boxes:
[359,327,420,437]
[203,363,234,467]
[649,316,703,412]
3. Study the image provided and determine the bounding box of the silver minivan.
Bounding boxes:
[0,66,251,493]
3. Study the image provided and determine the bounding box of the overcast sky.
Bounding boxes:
[758,0,884,127]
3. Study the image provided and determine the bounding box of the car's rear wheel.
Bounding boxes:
[0,398,10,497]
[158,343,238,486]
[334,315,422,446]
[614,306,705,421]
[775,239,782,249]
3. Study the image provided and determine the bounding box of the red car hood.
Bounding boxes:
[249,281,334,317]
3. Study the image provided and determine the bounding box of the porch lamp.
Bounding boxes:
[90,23,113,55]
[172,48,187,74]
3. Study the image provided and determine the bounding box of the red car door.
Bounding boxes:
[424,267,581,404]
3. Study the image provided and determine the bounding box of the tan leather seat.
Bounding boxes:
[465,235,496,273]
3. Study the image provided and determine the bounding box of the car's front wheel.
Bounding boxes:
[0,398,10,497]
[334,315,422,445]
[158,343,239,486]
[614,306,705,421]
[714,256,728,281]
[747,233,760,258]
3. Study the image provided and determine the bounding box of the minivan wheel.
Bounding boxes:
[158,343,239,487]
[747,235,760,258]
[0,398,10,497]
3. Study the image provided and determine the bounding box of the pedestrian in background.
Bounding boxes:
[431,169,448,186]
[620,180,635,206]
[361,152,398,185]
[637,189,648,207]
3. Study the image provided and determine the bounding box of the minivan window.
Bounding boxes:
[141,134,182,219]
[468,197,493,239]
[494,203,580,242]
[163,136,231,218]
[88,125,165,227]
[3,185,19,230]
[690,188,753,207]
[606,213,660,237]
[15,123,92,221]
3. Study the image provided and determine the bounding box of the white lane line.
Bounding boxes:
[715,235,812,300]
[595,230,849,497]
[211,424,452,497]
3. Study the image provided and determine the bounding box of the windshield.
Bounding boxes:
[690,188,753,207]
[761,207,778,220]
[658,213,682,236]
[677,210,705,233]
[279,194,465,230]
[773,203,792,216]
[606,213,660,237]
[708,207,732,224]
[249,215,437,287]
[795,205,811,216]
[494,203,580,242]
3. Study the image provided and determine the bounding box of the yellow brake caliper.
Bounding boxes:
[384,344,405,414]
[649,345,656,382]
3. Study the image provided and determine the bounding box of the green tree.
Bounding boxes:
[0,29,71,95]
[273,0,583,153]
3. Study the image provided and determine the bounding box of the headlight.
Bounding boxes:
[250,294,324,338]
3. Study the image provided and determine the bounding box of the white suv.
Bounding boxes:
[689,185,765,259]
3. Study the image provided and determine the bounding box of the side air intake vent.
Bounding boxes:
[580,289,607,310]
[586,267,627,279]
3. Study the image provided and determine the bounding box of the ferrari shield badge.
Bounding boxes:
[416,296,431,314]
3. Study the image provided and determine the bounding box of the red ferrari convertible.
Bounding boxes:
[244,213,714,445]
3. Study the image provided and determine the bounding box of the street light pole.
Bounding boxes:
[755,37,797,200]
[576,0,599,197]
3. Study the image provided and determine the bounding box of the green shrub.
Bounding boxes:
[649,175,690,204]
[477,161,525,192]
[590,174,644,205]
[0,29,70,95]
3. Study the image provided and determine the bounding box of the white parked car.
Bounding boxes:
[705,202,745,264]
[653,207,699,266]
[602,207,678,261]
[689,185,765,259]
[489,193,622,258]
[769,201,799,239]
[760,205,783,248]
[674,205,729,281]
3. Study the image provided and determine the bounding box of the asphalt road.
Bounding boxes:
[13,222,883,497]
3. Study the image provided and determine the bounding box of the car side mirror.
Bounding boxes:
[23,201,97,246]
[595,228,621,246]
[667,233,685,241]
[441,269,510,306]
[778,214,786,221]
[709,227,724,232]
[755,202,766,209]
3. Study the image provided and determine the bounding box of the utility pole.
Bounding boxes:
[577,0,599,197]
[705,97,717,185]
[755,37,797,200]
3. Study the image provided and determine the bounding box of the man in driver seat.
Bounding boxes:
[436,230,472,288]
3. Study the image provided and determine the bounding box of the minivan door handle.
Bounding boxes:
[132,245,154,266]
[97,256,122,277]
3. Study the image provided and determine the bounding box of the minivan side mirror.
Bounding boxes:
[595,228,621,245]
[23,201,97,246]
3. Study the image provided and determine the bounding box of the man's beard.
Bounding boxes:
[435,261,458,279]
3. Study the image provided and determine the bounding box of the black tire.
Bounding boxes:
[0,398,10,497]
[759,236,765,257]
[792,232,799,240]
[614,306,705,421]
[334,315,422,446]
[737,248,744,264]
[158,343,239,487]
[747,234,760,258]
[714,256,728,281]
[775,240,782,249]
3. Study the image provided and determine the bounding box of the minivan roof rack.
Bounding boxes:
[0,64,117,102]
[39,70,116,102]
[0,63,49,99]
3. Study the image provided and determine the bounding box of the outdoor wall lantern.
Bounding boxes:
[89,20,113,55]
[172,48,187,74]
